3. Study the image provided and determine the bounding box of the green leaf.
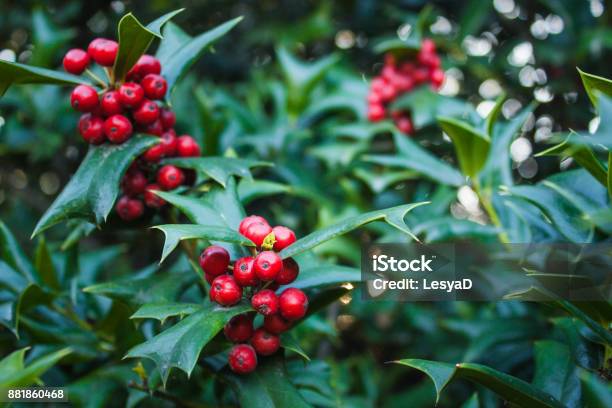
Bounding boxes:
[608,153,612,201]
[0,221,37,282]
[125,302,251,385]
[0,347,72,388]
[223,354,310,408]
[536,132,608,187]
[292,264,359,290]
[130,302,201,323]
[161,17,243,91]
[152,191,222,226]
[580,370,612,407]
[153,224,254,263]
[577,68,612,106]
[163,156,271,187]
[281,333,310,361]
[363,132,465,187]
[32,136,158,236]
[532,341,580,406]
[113,10,184,82]
[34,237,60,290]
[438,116,490,179]
[156,22,191,63]
[279,203,427,259]
[394,359,564,408]
[0,60,86,97]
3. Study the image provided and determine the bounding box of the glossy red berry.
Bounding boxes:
[367,104,385,122]
[396,117,414,135]
[160,130,177,156]
[142,119,164,136]
[276,257,299,285]
[244,222,273,247]
[121,169,147,196]
[430,69,445,89]
[199,245,230,277]
[115,196,144,221]
[100,91,123,116]
[176,135,201,157]
[272,226,296,251]
[127,54,161,81]
[253,251,282,281]
[78,113,105,144]
[63,49,89,74]
[263,314,292,334]
[160,108,176,129]
[421,38,436,55]
[251,289,279,316]
[143,143,165,163]
[251,328,281,356]
[224,314,254,343]
[238,215,269,235]
[141,74,167,100]
[233,257,258,287]
[71,85,99,112]
[279,288,308,321]
[157,165,184,190]
[210,275,242,306]
[228,344,257,374]
[144,184,166,208]
[104,114,133,143]
[413,67,429,84]
[87,38,118,66]
[118,82,144,108]
[133,100,160,125]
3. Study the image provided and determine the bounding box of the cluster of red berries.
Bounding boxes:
[199,215,308,374]
[62,39,202,221]
[367,38,444,135]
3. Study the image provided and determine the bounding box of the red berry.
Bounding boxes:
[421,38,436,55]
[63,49,89,74]
[368,104,385,122]
[144,184,166,208]
[199,245,230,277]
[272,226,296,251]
[127,54,161,81]
[264,314,292,334]
[133,100,160,125]
[380,84,396,102]
[143,143,165,163]
[396,117,414,135]
[233,257,258,287]
[118,82,144,108]
[239,215,269,235]
[121,169,147,196]
[400,62,415,75]
[160,108,176,129]
[204,272,216,286]
[413,67,429,84]
[104,114,133,143]
[157,165,184,190]
[160,130,177,156]
[71,85,99,112]
[251,328,280,356]
[367,92,382,105]
[279,288,308,321]
[251,289,279,316]
[244,222,273,247]
[276,257,299,285]
[228,344,257,374]
[87,38,118,66]
[100,91,123,116]
[141,74,167,100]
[176,135,201,157]
[142,119,164,136]
[370,77,385,93]
[210,275,242,306]
[430,69,445,89]
[224,314,254,343]
[78,113,105,144]
[116,196,144,221]
[253,251,282,281]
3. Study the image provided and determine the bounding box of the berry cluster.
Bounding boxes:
[367,38,444,135]
[62,39,202,221]
[199,215,308,374]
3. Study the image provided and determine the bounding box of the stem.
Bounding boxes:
[472,179,510,244]
[85,69,107,88]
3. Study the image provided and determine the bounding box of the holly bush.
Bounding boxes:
[0,2,611,407]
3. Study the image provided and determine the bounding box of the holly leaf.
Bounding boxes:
[163,157,271,187]
[577,68,612,106]
[394,359,564,408]
[0,60,87,97]
[532,341,580,407]
[279,203,427,259]
[152,191,222,226]
[0,347,72,388]
[291,264,360,290]
[392,87,474,129]
[124,302,251,385]
[32,136,158,236]
[113,10,184,82]
[438,116,491,179]
[130,302,201,323]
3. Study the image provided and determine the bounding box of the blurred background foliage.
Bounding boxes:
[0,1,611,407]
